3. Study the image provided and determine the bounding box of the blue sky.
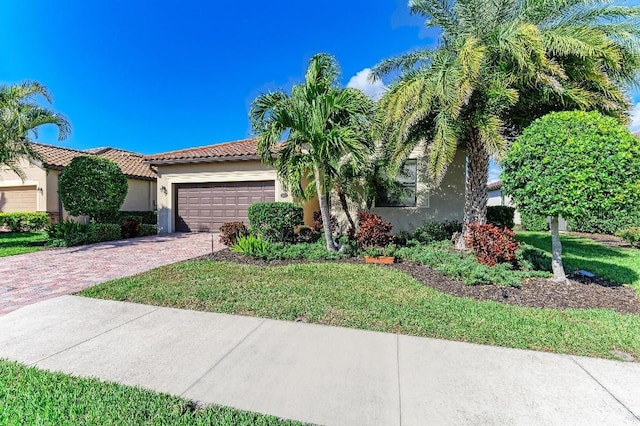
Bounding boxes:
[2,0,639,177]
[1,0,435,154]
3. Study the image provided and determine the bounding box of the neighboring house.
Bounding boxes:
[0,143,157,221]
[487,180,522,225]
[148,138,466,234]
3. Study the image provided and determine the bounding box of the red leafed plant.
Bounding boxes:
[356,211,393,250]
[219,222,248,246]
[465,223,519,266]
[312,210,338,234]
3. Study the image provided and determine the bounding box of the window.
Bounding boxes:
[376,159,417,207]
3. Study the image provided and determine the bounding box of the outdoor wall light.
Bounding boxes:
[281,192,288,199]
[160,186,168,195]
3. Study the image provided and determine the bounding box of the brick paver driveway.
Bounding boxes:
[0,233,222,315]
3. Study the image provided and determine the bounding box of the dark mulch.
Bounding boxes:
[394,262,640,315]
[568,232,632,249]
[206,249,640,315]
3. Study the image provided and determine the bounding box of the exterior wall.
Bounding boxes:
[332,148,467,233]
[121,179,157,211]
[0,159,48,214]
[155,160,292,233]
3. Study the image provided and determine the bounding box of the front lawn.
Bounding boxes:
[516,232,640,294]
[0,360,303,425]
[80,261,640,360]
[0,232,48,257]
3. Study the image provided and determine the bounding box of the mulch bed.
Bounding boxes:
[567,232,632,249]
[207,249,640,315]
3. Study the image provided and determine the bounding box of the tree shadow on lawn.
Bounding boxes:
[517,232,639,288]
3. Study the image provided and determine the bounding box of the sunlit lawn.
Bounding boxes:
[0,232,48,257]
[81,261,640,360]
[516,231,640,294]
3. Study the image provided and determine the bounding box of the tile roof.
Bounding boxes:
[32,143,156,180]
[145,138,264,163]
[634,130,640,138]
[487,180,502,191]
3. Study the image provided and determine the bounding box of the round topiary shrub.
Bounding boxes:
[502,110,640,280]
[59,156,128,222]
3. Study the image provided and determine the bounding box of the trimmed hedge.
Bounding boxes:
[139,224,158,237]
[116,211,157,225]
[570,211,640,235]
[487,206,515,229]
[87,223,122,244]
[617,227,640,248]
[248,202,303,242]
[0,212,49,232]
[520,212,548,232]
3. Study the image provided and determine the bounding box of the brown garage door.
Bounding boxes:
[0,186,37,212]
[175,181,275,232]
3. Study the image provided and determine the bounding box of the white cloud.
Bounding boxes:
[630,102,640,132]
[347,68,387,100]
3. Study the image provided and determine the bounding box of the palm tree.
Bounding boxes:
[0,81,71,179]
[372,0,640,247]
[250,53,377,251]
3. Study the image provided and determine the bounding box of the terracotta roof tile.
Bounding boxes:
[31,143,156,180]
[145,138,263,163]
[634,130,640,138]
[487,180,502,191]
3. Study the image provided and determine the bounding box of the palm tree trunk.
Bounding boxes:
[549,215,567,282]
[336,184,356,231]
[314,165,338,252]
[455,132,489,250]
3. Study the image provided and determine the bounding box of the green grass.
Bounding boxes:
[80,261,640,360]
[0,359,304,425]
[0,231,48,257]
[516,232,640,294]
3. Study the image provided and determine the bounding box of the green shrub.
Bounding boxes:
[87,223,122,244]
[617,227,640,248]
[516,243,552,272]
[570,211,640,235]
[410,220,462,244]
[139,224,158,237]
[487,206,515,229]
[396,241,548,287]
[248,202,303,242]
[520,212,548,231]
[59,156,128,222]
[267,238,345,260]
[116,211,157,225]
[0,212,49,232]
[231,234,272,257]
[45,220,89,247]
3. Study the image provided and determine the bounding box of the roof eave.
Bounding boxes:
[145,155,263,166]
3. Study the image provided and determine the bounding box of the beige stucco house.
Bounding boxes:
[148,138,466,234]
[0,143,157,221]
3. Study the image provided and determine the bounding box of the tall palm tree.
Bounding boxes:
[372,0,640,247]
[250,53,377,251]
[0,81,71,179]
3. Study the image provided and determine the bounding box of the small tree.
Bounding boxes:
[502,111,640,281]
[59,156,128,222]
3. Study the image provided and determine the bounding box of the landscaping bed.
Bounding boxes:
[211,249,640,315]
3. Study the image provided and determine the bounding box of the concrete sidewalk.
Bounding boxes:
[0,296,638,425]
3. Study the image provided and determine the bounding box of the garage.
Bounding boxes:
[175,181,275,232]
[0,186,37,213]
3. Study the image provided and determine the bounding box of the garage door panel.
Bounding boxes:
[0,186,37,213]
[175,181,275,232]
